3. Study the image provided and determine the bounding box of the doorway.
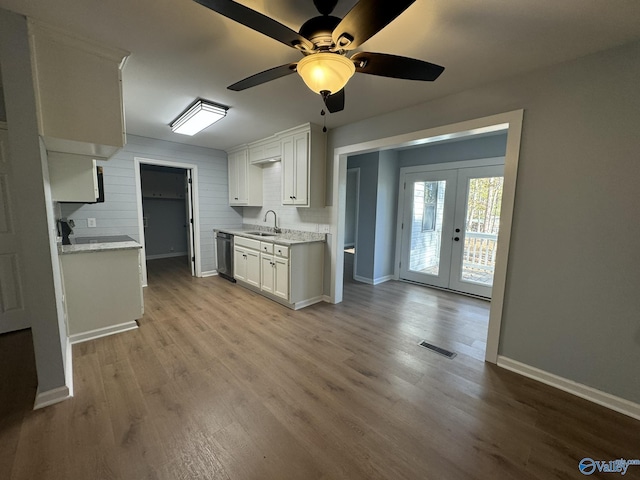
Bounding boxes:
[134,157,201,286]
[330,110,524,363]
[399,163,504,298]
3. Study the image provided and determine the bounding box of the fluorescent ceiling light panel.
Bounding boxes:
[170,99,228,136]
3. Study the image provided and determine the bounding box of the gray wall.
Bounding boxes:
[328,40,640,404]
[347,151,399,283]
[0,10,67,392]
[374,151,399,279]
[399,133,507,167]
[142,198,188,257]
[347,153,378,280]
[61,135,242,274]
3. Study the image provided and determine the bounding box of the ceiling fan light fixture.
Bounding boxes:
[297,53,355,95]
[170,99,228,136]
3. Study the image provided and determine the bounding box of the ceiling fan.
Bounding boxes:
[193,0,445,113]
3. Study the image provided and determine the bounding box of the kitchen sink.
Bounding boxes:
[245,231,275,237]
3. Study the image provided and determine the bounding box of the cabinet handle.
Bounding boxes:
[292,196,296,199]
[234,197,239,200]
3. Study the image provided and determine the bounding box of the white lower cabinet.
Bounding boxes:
[233,235,322,309]
[260,253,289,300]
[234,245,260,287]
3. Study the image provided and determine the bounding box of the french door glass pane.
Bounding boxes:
[461,176,503,285]
[409,180,446,276]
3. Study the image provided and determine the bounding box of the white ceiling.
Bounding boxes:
[1,0,640,151]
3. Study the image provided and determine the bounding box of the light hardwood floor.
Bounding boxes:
[1,254,638,479]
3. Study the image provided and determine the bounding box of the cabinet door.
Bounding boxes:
[281,135,295,204]
[293,132,309,205]
[228,152,239,204]
[260,254,274,294]
[245,249,261,287]
[229,150,248,205]
[233,247,246,281]
[274,257,289,299]
[48,153,98,202]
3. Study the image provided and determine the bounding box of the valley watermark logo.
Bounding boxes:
[579,458,640,476]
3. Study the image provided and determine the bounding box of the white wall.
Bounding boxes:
[0,9,68,395]
[60,135,241,273]
[241,161,331,232]
[327,40,640,404]
[344,169,358,247]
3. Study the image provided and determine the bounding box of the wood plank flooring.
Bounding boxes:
[1,254,638,479]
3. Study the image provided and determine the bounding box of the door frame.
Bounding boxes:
[330,110,524,364]
[134,157,202,286]
[345,167,360,279]
[395,158,505,293]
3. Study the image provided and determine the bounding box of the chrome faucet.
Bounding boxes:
[264,209,281,234]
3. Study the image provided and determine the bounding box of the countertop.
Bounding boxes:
[58,235,142,255]
[215,225,326,245]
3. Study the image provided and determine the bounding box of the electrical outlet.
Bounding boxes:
[87,218,96,228]
[320,224,331,234]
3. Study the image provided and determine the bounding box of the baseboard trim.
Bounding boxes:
[353,275,374,285]
[65,338,74,397]
[146,252,188,260]
[322,295,333,304]
[497,356,640,421]
[373,275,394,285]
[292,296,324,310]
[200,270,218,278]
[69,321,138,345]
[34,385,72,410]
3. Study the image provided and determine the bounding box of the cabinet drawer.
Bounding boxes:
[260,242,274,254]
[274,245,289,258]
[234,236,261,250]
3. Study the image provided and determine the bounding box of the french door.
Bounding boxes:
[399,165,504,298]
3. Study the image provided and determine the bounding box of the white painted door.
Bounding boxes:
[281,135,295,204]
[273,257,289,300]
[233,246,247,282]
[260,254,274,293]
[399,164,504,298]
[399,169,458,288]
[0,129,29,334]
[245,249,260,288]
[292,132,308,205]
[448,166,504,298]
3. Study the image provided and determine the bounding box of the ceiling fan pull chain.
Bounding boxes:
[320,109,327,132]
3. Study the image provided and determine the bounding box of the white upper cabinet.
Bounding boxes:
[249,138,281,164]
[280,124,325,208]
[48,152,98,202]
[228,147,263,206]
[28,20,129,159]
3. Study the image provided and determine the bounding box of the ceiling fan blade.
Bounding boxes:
[332,0,415,50]
[323,88,345,113]
[193,0,314,52]
[228,63,298,91]
[351,52,444,81]
[313,0,339,16]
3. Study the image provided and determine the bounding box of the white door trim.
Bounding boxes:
[330,110,524,364]
[346,167,360,279]
[134,157,202,286]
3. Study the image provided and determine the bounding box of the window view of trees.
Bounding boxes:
[465,176,503,234]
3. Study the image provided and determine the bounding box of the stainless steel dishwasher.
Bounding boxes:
[215,231,236,282]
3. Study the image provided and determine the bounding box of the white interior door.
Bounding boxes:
[399,164,504,298]
[0,128,29,334]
